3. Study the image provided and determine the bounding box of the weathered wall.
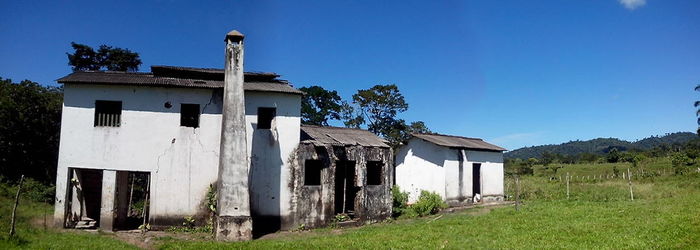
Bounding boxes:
[291,144,392,229]
[395,138,449,202]
[395,138,505,204]
[53,84,301,228]
[245,92,301,232]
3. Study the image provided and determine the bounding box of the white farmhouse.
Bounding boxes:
[395,133,507,205]
[52,56,392,234]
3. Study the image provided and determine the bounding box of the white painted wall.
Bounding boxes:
[245,92,301,219]
[465,150,504,198]
[395,138,448,202]
[53,84,301,225]
[395,138,504,204]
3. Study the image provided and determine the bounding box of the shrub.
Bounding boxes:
[411,190,447,217]
[391,185,409,218]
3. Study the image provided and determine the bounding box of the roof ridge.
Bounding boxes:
[301,125,370,132]
[412,132,484,141]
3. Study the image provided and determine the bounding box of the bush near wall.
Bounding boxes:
[392,187,447,218]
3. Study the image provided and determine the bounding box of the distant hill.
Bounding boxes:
[504,132,698,159]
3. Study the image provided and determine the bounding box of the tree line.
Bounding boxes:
[506,138,700,176]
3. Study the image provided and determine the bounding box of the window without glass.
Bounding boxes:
[257,107,276,129]
[180,104,200,128]
[304,160,322,186]
[366,161,383,185]
[94,100,122,127]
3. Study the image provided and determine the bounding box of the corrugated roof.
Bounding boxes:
[56,66,304,95]
[301,125,389,148]
[412,133,506,152]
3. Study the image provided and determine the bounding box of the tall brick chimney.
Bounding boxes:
[215,30,253,241]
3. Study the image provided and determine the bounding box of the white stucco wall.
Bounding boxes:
[395,139,448,202]
[395,138,504,204]
[53,83,300,225]
[465,150,504,198]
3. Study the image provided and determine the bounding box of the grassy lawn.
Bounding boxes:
[156,173,700,249]
[1,160,698,249]
[0,185,138,249]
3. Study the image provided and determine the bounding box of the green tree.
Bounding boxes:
[344,84,430,146]
[606,148,621,163]
[298,86,344,126]
[0,78,63,183]
[67,42,142,72]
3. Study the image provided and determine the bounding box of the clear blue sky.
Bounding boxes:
[1,0,698,150]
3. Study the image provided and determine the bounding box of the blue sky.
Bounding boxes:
[1,0,698,150]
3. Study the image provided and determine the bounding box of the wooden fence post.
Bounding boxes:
[515,175,520,211]
[9,175,24,237]
[566,172,570,200]
[627,168,634,201]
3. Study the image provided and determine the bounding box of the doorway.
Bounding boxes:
[115,171,151,230]
[472,163,481,198]
[66,168,102,228]
[334,160,357,217]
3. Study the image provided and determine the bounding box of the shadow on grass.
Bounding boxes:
[1,235,30,247]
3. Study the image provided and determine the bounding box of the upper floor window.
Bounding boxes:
[180,104,200,128]
[94,100,122,127]
[257,107,276,129]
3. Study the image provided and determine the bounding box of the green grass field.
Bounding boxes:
[1,158,699,249]
[0,188,137,249]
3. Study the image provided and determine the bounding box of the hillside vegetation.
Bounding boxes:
[505,132,697,159]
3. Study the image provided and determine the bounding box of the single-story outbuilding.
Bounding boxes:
[293,125,392,228]
[395,133,506,206]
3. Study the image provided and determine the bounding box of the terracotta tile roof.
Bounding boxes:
[412,133,506,152]
[56,65,304,95]
[301,125,389,148]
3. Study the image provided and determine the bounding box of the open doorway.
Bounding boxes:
[472,163,481,200]
[66,168,103,229]
[334,160,357,218]
[115,171,150,230]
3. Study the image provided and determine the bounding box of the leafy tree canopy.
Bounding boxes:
[67,42,142,72]
[0,78,63,183]
[299,85,344,126]
[344,84,429,146]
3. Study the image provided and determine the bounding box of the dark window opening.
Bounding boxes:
[257,107,276,129]
[366,161,383,185]
[180,104,200,128]
[94,100,122,127]
[304,160,322,186]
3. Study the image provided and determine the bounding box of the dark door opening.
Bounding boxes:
[66,168,102,229]
[472,163,481,198]
[115,171,150,230]
[334,160,357,217]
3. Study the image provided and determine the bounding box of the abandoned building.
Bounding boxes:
[52,31,392,237]
[395,133,506,206]
[294,125,392,228]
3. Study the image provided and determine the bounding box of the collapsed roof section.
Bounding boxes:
[300,125,389,148]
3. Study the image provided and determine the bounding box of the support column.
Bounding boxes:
[115,171,130,229]
[100,170,116,231]
[53,166,71,228]
[215,29,253,241]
